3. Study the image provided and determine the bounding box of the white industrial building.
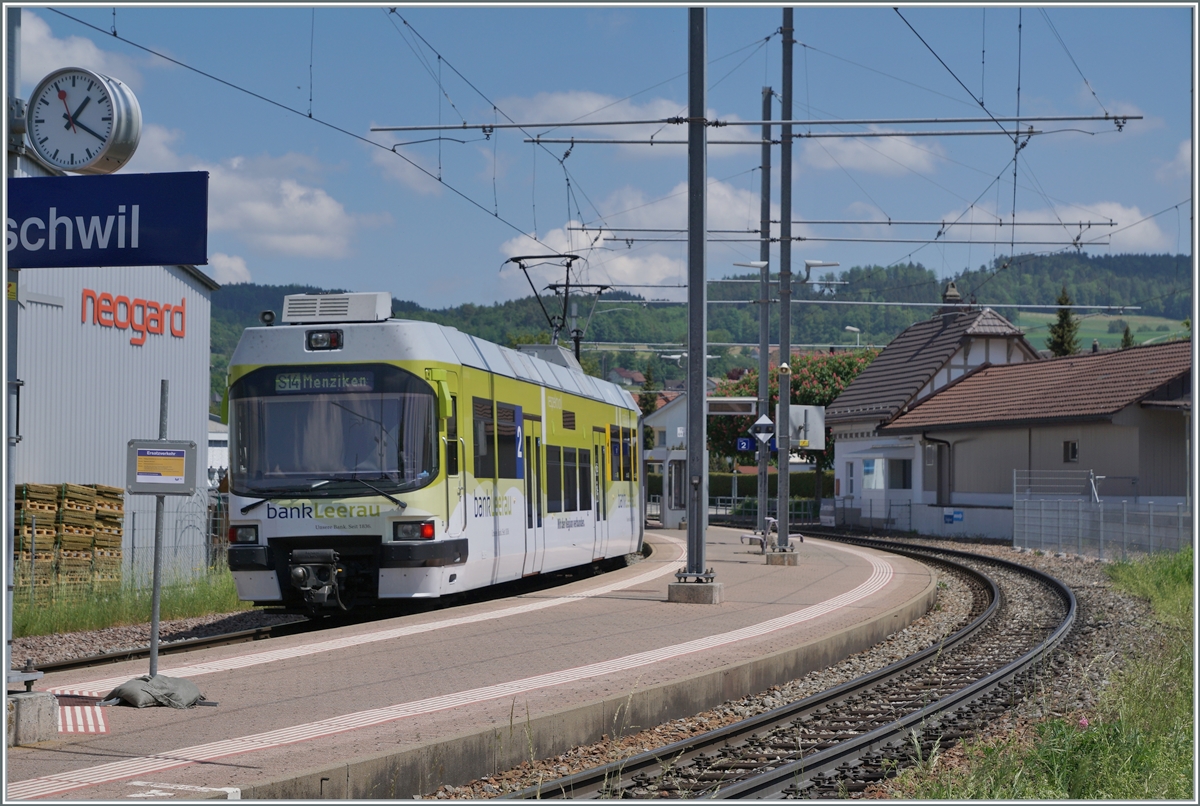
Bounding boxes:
[8,154,219,584]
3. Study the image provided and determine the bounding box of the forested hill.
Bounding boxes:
[208,253,1191,411]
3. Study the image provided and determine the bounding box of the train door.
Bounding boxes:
[522,417,545,576]
[442,373,466,537]
[592,426,609,559]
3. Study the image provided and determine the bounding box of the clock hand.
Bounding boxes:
[57,89,77,133]
[68,96,92,129]
[72,119,108,143]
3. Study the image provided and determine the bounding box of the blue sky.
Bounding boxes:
[14,5,1195,308]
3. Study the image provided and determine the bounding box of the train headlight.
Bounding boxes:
[229,525,258,543]
[306,330,343,350]
[393,521,435,540]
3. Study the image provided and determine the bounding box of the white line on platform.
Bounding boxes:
[46,536,688,699]
[9,542,891,801]
[128,781,240,799]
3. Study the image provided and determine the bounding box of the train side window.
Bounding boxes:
[547,445,563,513]
[578,448,592,512]
[621,427,633,481]
[524,434,534,529]
[446,396,459,476]
[473,397,495,479]
[563,447,578,512]
[610,426,621,481]
[496,403,519,478]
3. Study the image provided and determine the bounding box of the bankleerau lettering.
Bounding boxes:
[473,493,514,518]
[7,205,139,253]
[81,289,186,346]
[264,502,381,520]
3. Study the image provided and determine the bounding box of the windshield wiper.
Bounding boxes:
[239,481,331,515]
[335,478,407,509]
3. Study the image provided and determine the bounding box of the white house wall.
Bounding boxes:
[917,337,1028,402]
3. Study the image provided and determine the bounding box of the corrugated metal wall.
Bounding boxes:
[11,161,217,583]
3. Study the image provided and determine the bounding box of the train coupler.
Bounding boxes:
[288,549,344,608]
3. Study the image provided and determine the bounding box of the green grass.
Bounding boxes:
[890,548,1194,800]
[12,567,253,639]
[1016,311,1188,350]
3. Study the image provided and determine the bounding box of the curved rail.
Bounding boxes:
[507,539,1075,799]
[715,538,1076,799]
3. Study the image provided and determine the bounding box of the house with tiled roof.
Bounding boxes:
[881,339,1191,528]
[608,367,646,387]
[825,283,1040,533]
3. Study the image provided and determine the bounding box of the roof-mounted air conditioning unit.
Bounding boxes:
[281,292,393,324]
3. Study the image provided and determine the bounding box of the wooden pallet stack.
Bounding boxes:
[91,484,125,587]
[11,483,126,593]
[13,484,58,592]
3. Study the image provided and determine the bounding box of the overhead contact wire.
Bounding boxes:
[48,8,554,255]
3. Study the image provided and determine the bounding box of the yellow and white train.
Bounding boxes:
[225,292,643,610]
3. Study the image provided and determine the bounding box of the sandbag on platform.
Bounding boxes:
[101,675,205,709]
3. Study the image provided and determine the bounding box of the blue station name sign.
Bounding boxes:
[6,171,208,269]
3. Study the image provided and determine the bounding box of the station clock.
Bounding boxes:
[27,67,142,175]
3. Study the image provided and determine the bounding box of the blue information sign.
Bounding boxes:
[737,437,777,453]
[7,171,208,269]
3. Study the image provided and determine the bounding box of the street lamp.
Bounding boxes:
[845,325,861,347]
[777,259,838,550]
[735,261,771,539]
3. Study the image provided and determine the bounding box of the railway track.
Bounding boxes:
[507,537,1076,799]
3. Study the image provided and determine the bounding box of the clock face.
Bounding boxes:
[27,67,141,175]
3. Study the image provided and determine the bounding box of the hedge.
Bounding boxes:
[645,471,832,499]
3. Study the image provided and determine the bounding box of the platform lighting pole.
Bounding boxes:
[777,7,795,549]
[683,7,711,582]
[5,8,35,693]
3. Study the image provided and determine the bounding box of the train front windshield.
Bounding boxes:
[228,363,438,496]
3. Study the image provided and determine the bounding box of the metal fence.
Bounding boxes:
[1014,498,1192,560]
[644,494,818,524]
[827,498,912,532]
[123,490,228,587]
[1014,469,1192,559]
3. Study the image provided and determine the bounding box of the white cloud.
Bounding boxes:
[19,11,145,94]
[1155,139,1191,183]
[800,130,943,176]
[209,253,252,284]
[497,178,786,302]
[495,91,758,155]
[1077,201,1175,254]
[985,201,1176,255]
[123,124,370,260]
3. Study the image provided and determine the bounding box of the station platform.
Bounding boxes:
[6,527,936,801]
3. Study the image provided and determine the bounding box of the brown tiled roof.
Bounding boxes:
[881,339,1192,433]
[826,308,1032,425]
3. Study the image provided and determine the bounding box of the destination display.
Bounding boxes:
[274,370,374,394]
